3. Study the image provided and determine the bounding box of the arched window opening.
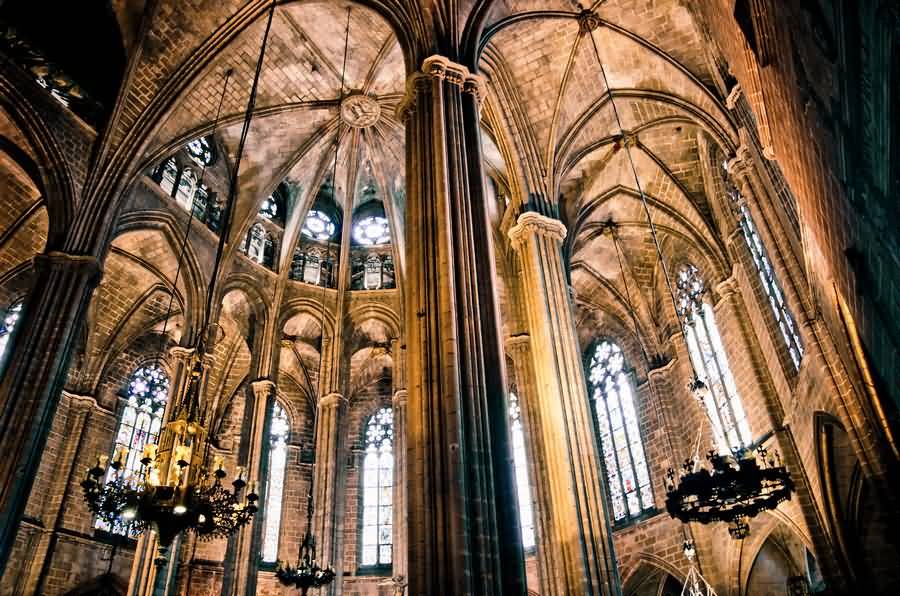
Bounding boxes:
[360,407,393,568]
[735,201,804,370]
[175,167,197,210]
[303,250,321,285]
[186,136,215,166]
[677,264,751,452]
[587,340,653,524]
[0,300,23,362]
[192,184,210,221]
[246,224,274,268]
[159,157,178,196]
[364,254,382,290]
[262,402,289,563]
[301,210,336,241]
[509,390,535,549]
[97,363,169,535]
[259,193,284,224]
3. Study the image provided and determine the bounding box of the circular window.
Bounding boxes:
[186,137,215,166]
[301,210,336,240]
[353,216,390,245]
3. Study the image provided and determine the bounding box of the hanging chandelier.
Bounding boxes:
[82,1,279,556]
[680,540,717,596]
[582,10,793,538]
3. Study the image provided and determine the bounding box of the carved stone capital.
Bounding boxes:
[251,379,276,399]
[505,333,531,355]
[32,251,102,281]
[397,56,487,119]
[168,346,196,363]
[318,392,346,410]
[508,211,567,249]
[392,389,408,407]
[422,55,469,86]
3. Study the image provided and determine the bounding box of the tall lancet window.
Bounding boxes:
[262,402,289,563]
[0,300,23,362]
[360,407,393,568]
[736,203,804,370]
[587,340,653,524]
[509,390,535,548]
[98,363,169,534]
[677,264,751,452]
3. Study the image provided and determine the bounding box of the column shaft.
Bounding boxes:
[401,55,525,595]
[312,392,345,591]
[509,212,621,596]
[0,251,102,573]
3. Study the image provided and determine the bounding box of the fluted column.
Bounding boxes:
[508,211,621,596]
[312,392,345,592]
[0,251,102,573]
[127,346,197,596]
[391,388,408,594]
[228,379,275,596]
[400,55,525,595]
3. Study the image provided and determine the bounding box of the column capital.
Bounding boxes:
[508,211,567,249]
[32,250,102,281]
[61,390,98,412]
[318,392,346,410]
[505,333,531,354]
[397,55,487,120]
[392,389,408,407]
[168,346,196,362]
[725,83,743,110]
[251,379,276,399]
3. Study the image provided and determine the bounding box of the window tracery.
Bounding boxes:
[587,340,653,523]
[508,390,535,548]
[186,136,215,166]
[159,157,178,196]
[97,364,169,535]
[175,167,197,210]
[261,402,289,563]
[246,223,275,269]
[0,300,23,361]
[677,264,751,452]
[353,216,390,246]
[301,210,336,241]
[360,407,393,568]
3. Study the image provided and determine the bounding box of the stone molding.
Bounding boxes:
[60,390,99,412]
[505,333,531,352]
[396,55,487,120]
[168,346,196,361]
[32,250,102,281]
[318,391,346,409]
[578,9,601,33]
[725,83,743,110]
[250,379,276,398]
[508,211,567,248]
[392,388,408,407]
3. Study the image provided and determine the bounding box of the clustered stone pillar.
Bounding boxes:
[312,391,346,592]
[0,251,103,573]
[508,211,621,596]
[400,55,525,595]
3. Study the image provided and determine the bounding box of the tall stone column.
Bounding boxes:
[228,379,275,596]
[0,251,102,573]
[391,388,408,595]
[400,55,525,595]
[312,392,345,593]
[508,211,621,596]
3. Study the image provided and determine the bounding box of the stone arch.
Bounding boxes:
[621,555,685,596]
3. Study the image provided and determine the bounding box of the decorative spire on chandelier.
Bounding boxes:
[81,0,283,560]
[581,8,794,539]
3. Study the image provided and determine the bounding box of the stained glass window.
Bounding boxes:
[192,184,209,221]
[303,250,321,285]
[175,168,197,210]
[160,157,178,196]
[0,300,23,362]
[736,203,804,370]
[246,223,274,268]
[364,255,382,290]
[97,364,169,534]
[260,195,279,221]
[301,210,335,241]
[587,340,653,523]
[509,390,535,548]
[262,402,289,563]
[353,216,390,246]
[677,264,751,452]
[186,136,214,166]
[360,407,393,568]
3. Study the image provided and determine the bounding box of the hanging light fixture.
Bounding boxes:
[275,7,353,594]
[82,1,282,557]
[680,540,717,596]
[581,9,793,539]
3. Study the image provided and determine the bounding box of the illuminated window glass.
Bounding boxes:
[509,390,535,548]
[260,195,279,221]
[677,264,751,452]
[97,364,169,535]
[364,255,382,290]
[303,250,321,285]
[353,216,390,246]
[160,157,178,196]
[736,203,804,370]
[262,402,289,563]
[246,224,274,268]
[175,168,197,210]
[360,407,393,567]
[587,340,653,523]
[192,184,209,221]
[0,300,23,362]
[301,210,335,241]
[186,136,214,166]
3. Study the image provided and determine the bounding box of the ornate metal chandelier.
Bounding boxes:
[275,533,336,595]
[583,9,794,538]
[681,540,717,596]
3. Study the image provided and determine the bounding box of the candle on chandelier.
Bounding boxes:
[142,443,158,462]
